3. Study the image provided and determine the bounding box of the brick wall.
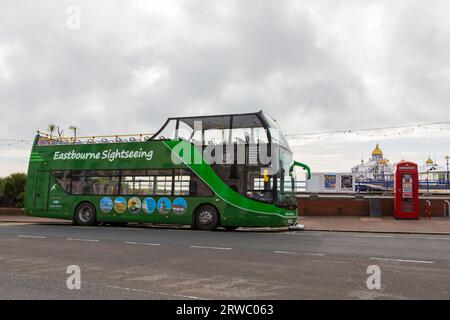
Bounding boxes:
[297,197,450,217]
[0,207,24,215]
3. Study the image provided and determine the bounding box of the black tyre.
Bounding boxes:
[195,204,220,231]
[74,202,97,226]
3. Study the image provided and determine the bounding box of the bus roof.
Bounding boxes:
[35,110,282,146]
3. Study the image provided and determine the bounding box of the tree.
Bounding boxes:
[3,173,27,207]
[57,126,64,138]
[0,177,5,196]
[47,123,56,137]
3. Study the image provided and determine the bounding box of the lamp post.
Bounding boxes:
[69,125,78,142]
[445,155,449,190]
[427,166,437,194]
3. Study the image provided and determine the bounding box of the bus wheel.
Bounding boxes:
[74,202,97,226]
[195,205,219,231]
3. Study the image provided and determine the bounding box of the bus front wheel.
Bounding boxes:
[74,202,97,226]
[195,205,220,231]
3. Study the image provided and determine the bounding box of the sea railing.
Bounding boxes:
[296,179,450,194]
[353,179,450,193]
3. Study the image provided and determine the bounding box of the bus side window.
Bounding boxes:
[246,169,273,203]
[120,176,133,195]
[190,173,213,197]
[189,180,198,196]
[155,175,172,195]
[53,171,71,193]
[174,170,190,196]
[71,174,120,195]
[71,176,84,194]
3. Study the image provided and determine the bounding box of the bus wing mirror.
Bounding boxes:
[290,161,311,180]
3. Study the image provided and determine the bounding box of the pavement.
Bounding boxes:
[0,215,65,223]
[2,214,450,235]
[299,216,450,235]
[0,222,450,299]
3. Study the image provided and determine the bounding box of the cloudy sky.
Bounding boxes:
[1,0,450,177]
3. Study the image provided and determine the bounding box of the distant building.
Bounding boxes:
[351,144,394,181]
[418,157,448,183]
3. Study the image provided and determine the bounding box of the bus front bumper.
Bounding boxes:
[273,214,298,227]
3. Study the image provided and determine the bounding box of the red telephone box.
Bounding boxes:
[394,161,419,219]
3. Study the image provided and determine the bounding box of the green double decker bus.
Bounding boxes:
[25,111,310,230]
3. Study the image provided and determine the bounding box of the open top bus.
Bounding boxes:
[25,111,310,230]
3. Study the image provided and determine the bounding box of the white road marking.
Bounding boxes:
[370,257,435,264]
[124,241,160,246]
[91,282,205,300]
[353,234,394,238]
[274,250,296,255]
[425,237,450,241]
[67,238,100,242]
[5,271,204,300]
[189,245,231,251]
[17,235,46,239]
[274,250,325,257]
[307,253,326,256]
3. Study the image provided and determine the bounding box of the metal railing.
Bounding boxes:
[36,132,156,146]
[354,180,450,192]
[294,179,450,194]
[444,200,450,219]
[294,180,307,192]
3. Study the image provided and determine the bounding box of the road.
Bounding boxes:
[0,222,450,299]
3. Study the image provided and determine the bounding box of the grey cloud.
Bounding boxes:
[0,0,449,175]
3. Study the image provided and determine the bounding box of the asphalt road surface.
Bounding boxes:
[1,222,450,299]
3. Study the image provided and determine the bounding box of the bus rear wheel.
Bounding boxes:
[74,202,97,226]
[195,205,220,231]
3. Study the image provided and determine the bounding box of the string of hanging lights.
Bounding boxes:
[2,121,450,145]
[285,121,450,141]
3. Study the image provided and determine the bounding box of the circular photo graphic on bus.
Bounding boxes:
[143,197,156,215]
[157,197,171,214]
[114,197,127,213]
[100,197,113,213]
[128,197,142,214]
[172,198,187,215]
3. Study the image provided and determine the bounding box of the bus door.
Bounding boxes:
[34,171,50,211]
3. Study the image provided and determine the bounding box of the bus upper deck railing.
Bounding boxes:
[36,131,156,146]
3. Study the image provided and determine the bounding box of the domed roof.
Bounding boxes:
[372,143,383,156]
[426,157,434,166]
